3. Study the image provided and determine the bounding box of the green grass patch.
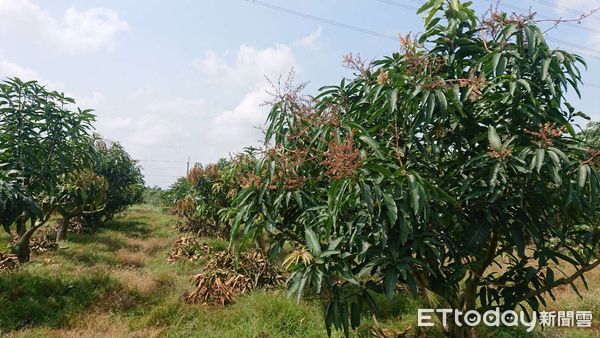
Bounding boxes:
[0,270,117,331]
[0,206,597,338]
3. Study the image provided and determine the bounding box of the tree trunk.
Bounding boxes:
[447,323,475,338]
[14,223,42,263]
[16,219,26,236]
[56,216,71,242]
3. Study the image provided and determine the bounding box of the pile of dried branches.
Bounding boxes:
[0,252,18,273]
[29,235,58,255]
[8,231,57,256]
[185,250,284,306]
[175,220,230,239]
[166,236,211,263]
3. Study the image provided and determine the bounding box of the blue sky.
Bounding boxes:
[0,0,598,187]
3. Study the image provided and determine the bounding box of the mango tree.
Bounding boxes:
[56,169,108,242]
[175,152,257,238]
[0,78,95,262]
[81,135,144,226]
[231,1,600,337]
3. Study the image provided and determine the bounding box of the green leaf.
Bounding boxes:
[426,91,435,119]
[383,193,398,225]
[384,267,398,300]
[536,148,545,173]
[488,126,501,150]
[518,79,531,94]
[305,228,321,256]
[450,0,460,11]
[542,58,551,81]
[359,135,384,159]
[497,56,507,75]
[389,89,398,114]
[509,81,516,96]
[350,302,361,329]
[435,90,447,113]
[526,26,536,56]
[340,301,349,337]
[408,174,420,215]
[578,164,589,187]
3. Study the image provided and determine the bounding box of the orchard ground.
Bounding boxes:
[0,206,597,338]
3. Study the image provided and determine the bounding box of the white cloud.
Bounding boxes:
[76,91,106,109]
[207,86,269,151]
[0,51,38,79]
[192,43,298,86]
[293,27,322,50]
[0,0,128,53]
[190,34,320,160]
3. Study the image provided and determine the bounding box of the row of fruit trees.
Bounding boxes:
[1,0,599,337]
[161,1,600,337]
[0,78,145,263]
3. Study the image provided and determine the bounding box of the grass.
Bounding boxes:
[0,206,598,337]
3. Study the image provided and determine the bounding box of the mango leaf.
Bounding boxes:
[488,126,501,150]
[305,228,321,256]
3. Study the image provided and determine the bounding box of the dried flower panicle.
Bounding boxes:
[377,68,390,85]
[342,52,372,79]
[265,147,308,190]
[322,131,363,180]
[240,172,262,189]
[186,163,203,185]
[489,147,512,160]
[525,123,565,147]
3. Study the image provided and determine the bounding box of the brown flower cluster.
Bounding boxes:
[175,195,197,219]
[342,52,371,79]
[461,74,487,101]
[322,131,363,180]
[377,68,390,85]
[267,147,309,190]
[240,172,262,189]
[204,164,220,180]
[397,34,445,86]
[489,147,512,160]
[186,163,203,185]
[186,163,221,185]
[525,123,565,147]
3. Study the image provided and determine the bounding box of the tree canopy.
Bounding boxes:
[0,78,95,261]
[230,1,600,336]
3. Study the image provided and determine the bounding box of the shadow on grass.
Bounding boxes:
[57,249,120,267]
[102,218,155,238]
[67,232,128,252]
[0,271,117,331]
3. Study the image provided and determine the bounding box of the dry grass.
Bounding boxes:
[93,289,140,312]
[112,268,161,294]
[125,237,168,255]
[540,265,600,337]
[116,248,146,268]
[9,313,163,338]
